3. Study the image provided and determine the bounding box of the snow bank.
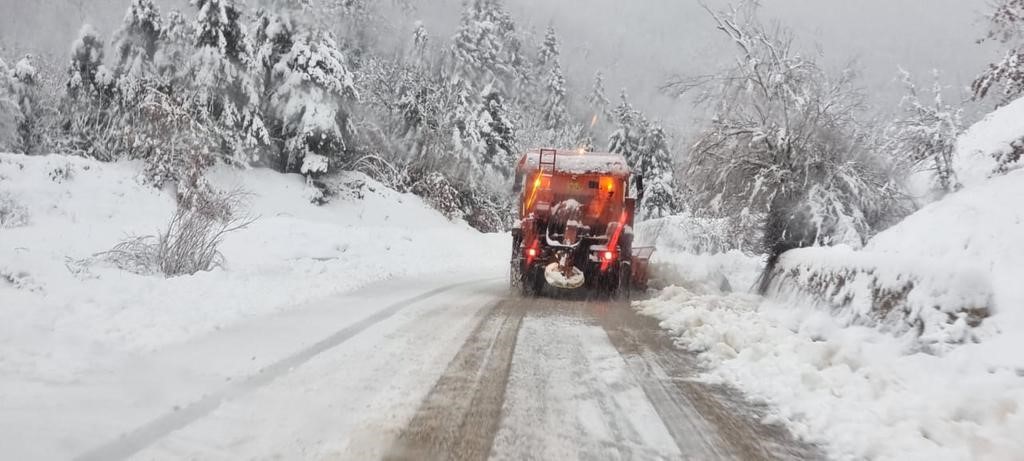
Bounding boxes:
[637,287,1024,461]
[954,96,1024,188]
[0,153,505,382]
[766,246,992,347]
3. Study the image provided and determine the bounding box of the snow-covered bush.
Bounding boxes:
[0,192,30,228]
[95,189,254,277]
[410,170,464,221]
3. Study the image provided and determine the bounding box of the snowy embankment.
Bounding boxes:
[0,153,505,382]
[635,100,1024,459]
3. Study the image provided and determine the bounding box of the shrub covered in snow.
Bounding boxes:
[93,189,254,277]
[0,191,30,228]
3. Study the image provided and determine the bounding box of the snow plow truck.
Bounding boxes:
[510,148,654,297]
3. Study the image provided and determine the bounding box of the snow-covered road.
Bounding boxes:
[4,275,816,460]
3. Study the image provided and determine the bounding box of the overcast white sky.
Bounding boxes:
[0,0,1002,125]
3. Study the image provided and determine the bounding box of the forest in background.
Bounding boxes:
[1,0,1022,256]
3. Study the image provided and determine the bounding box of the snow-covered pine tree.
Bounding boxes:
[446,76,484,175]
[973,0,1024,102]
[537,26,559,67]
[474,83,516,177]
[251,4,301,170]
[62,25,118,160]
[539,60,569,132]
[113,0,163,80]
[533,27,568,132]
[155,11,194,89]
[6,56,45,155]
[586,70,611,122]
[451,0,524,92]
[270,33,358,182]
[607,91,645,168]
[636,124,677,219]
[188,0,268,166]
[0,57,13,147]
[67,25,111,99]
[886,69,963,195]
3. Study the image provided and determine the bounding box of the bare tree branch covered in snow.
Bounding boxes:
[884,69,964,196]
[668,1,907,261]
[974,0,1024,103]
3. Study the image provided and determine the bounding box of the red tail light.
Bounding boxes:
[528,248,538,258]
[603,251,615,261]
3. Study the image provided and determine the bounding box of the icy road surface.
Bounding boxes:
[6,275,818,460]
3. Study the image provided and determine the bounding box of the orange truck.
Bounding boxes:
[510,148,654,297]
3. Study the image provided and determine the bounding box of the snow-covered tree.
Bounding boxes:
[666,2,904,255]
[451,0,524,91]
[533,27,568,131]
[113,0,163,79]
[67,25,111,99]
[608,91,644,167]
[270,33,358,176]
[537,26,559,67]
[973,0,1024,102]
[188,0,268,166]
[586,70,611,121]
[62,25,118,160]
[474,83,516,175]
[636,124,677,219]
[886,69,963,195]
[6,56,46,155]
[155,11,194,89]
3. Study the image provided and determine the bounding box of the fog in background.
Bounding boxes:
[0,0,1001,127]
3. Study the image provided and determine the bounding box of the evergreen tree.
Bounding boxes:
[155,11,194,89]
[67,25,111,99]
[474,84,516,176]
[188,0,268,166]
[62,25,117,160]
[6,56,45,155]
[636,125,677,219]
[270,33,358,176]
[451,0,523,91]
[608,91,644,168]
[113,0,163,79]
[252,5,299,169]
[539,59,568,131]
[537,26,559,67]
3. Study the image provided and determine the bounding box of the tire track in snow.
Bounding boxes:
[385,299,525,461]
[74,279,488,461]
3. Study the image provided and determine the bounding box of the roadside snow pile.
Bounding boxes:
[634,215,763,294]
[637,287,1024,461]
[954,95,1024,188]
[0,153,505,382]
[766,246,992,347]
